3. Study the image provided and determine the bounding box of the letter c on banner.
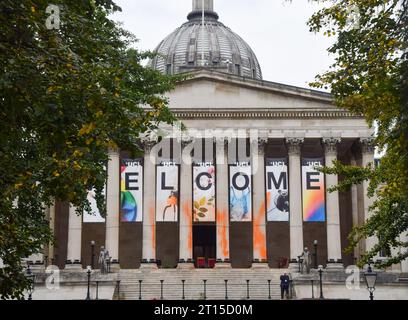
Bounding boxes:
[195,172,212,191]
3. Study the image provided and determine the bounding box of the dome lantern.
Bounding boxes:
[151,0,262,80]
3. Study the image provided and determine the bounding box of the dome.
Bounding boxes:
[150,0,263,80]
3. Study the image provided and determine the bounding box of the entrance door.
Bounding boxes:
[193,225,216,268]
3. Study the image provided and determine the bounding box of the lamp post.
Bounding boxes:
[313,240,318,269]
[25,264,35,300]
[363,260,377,301]
[85,266,92,300]
[318,265,324,299]
[90,241,95,269]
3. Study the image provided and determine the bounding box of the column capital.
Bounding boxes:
[252,137,268,155]
[214,136,231,148]
[360,137,375,154]
[285,138,304,155]
[180,137,194,150]
[141,139,156,153]
[322,137,341,155]
[108,147,120,155]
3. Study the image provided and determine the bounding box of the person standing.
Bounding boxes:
[280,273,290,299]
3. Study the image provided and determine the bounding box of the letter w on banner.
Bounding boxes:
[302,158,326,222]
[229,163,252,222]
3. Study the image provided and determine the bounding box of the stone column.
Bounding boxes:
[323,138,343,269]
[65,205,82,269]
[286,138,304,270]
[360,138,376,253]
[178,138,194,269]
[141,140,157,268]
[105,149,120,269]
[43,203,56,267]
[215,137,231,268]
[350,156,360,262]
[401,232,408,273]
[252,137,268,268]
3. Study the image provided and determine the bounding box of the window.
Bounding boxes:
[166,64,172,75]
[235,64,241,75]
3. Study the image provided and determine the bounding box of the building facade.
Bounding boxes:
[32,0,407,274]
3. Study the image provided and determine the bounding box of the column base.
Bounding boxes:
[326,260,344,271]
[215,262,232,269]
[289,260,301,273]
[64,261,83,270]
[177,262,195,270]
[109,261,121,273]
[251,260,269,269]
[140,262,158,270]
[31,262,46,273]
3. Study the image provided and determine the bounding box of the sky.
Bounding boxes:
[111,0,335,89]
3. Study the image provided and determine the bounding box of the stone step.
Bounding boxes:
[114,269,291,300]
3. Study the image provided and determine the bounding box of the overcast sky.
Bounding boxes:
[111,0,335,89]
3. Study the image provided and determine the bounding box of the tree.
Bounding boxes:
[307,0,408,268]
[0,0,179,299]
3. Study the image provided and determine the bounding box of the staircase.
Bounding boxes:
[115,268,290,300]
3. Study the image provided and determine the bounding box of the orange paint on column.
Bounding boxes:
[253,193,270,260]
[183,202,193,254]
[217,209,229,258]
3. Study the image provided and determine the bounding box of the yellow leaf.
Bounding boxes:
[31,6,35,13]
[199,197,206,206]
[15,183,23,189]
[85,137,94,145]
[53,171,60,177]
[78,123,96,136]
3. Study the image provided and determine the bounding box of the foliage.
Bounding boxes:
[307,0,408,268]
[0,0,180,298]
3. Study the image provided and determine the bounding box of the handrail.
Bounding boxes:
[130,279,287,300]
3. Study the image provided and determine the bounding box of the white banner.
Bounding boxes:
[229,163,252,222]
[120,159,143,222]
[266,158,289,221]
[193,163,215,222]
[156,163,179,222]
[83,187,106,223]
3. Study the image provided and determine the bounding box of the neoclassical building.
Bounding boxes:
[31,0,407,274]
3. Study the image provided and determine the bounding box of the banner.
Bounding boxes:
[156,163,179,222]
[193,163,215,222]
[266,158,289,221]
[229,163,252,222]
[83,187,106,223]
[302,158,325,222]
[120,159,143,222]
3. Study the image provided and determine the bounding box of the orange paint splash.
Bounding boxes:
[216,209,229,258]
[183,202,193,255]
[253,193,269,260]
